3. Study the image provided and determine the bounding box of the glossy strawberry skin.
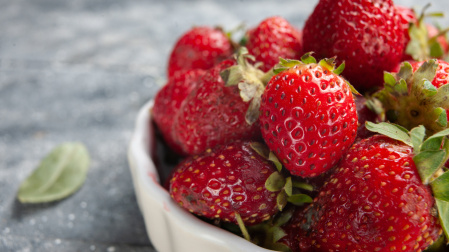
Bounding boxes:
[173,59,261,155]
[303,0,405,91]
[246,16,303,72]
[153,69,205,154]
[167,26,233,78]
[259,64,358,178]
[296,135,442,252]
[169,141,278,225]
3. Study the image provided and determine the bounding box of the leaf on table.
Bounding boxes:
[17,142,90,203]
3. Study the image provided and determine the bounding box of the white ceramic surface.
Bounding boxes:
[128,100,274,252]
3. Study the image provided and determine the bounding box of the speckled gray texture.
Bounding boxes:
[1,0,448,251]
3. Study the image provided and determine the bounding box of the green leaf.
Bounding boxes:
[318,58,336,72]
[287,194,313,206]
[413,60,438,89]
[413,150,446,184]
[431,171,449,201]
[276,191,288,211]
[250,142,270,159]
[435,107,448,128]
[394,79,408,95]
[291,180,314,191]
[365,122,413,146]
[17,142,90,203]
[268,152,283,172]
[265,172,285,192]
[245,96,261,125]
[421,80,438,97]
[333,61,345,75]
[268,243,292,252]
[430,40,444,58]
[410,125,426,153]
[396,61,414,82]
[273,208,294,226]
[279,58,303,68]
[300,53,316,64]
[346,80,361,96]
[432,84,449,108]
[420,136,444,152]
[272,226,287,243]
[284,177,292,196]
[384,71,396,86]
[435,199,449,242]
[427,128,449,140]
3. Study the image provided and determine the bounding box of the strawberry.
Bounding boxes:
[302,0,405,91]
[167,26,233,78]
[169,141,279,226]
[152,69,205,154]
[295,134,443,252]
[375,59,449,134]
[259,56,358,178]
[172,53,262,155]
[245,16,303,72]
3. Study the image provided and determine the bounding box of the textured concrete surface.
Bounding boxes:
[1,0,448,251]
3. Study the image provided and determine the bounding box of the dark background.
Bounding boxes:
[1,0,448,251]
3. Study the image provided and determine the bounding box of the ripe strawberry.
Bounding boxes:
[245,16,303,72]
[259,56,358,178]
[172,56,261,155]
[295,135,442,252]
[169,141,279,226]
[302,0,405,91]
[167,26,233,78]
[152,69,205,154]
[375,59,449,134]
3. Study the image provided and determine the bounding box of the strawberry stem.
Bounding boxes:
[235,212,251,241]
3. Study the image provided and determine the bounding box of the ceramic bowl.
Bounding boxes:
[128,100,273,252]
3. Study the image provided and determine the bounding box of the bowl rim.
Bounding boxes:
[128,99,274,252]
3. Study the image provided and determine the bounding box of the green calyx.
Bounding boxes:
[220,47,274,125]
[250,142,313,212]
[247,208,295,252]
[405,4,447,61]
[375,60,449,135]
[366,122,449,241]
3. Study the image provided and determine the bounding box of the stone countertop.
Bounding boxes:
[1,0,448,251]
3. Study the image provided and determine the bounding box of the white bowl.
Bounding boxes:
[128,100,274,252]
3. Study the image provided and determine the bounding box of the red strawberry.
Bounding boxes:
[302,0,405,91]
[153,69,205,154]
[167,26,233,78]
[259,56,358,178]
[295,135,442,252]
[375,59,449,134]
[169,141,279,226]
[245,16,303,72]
[172,56,262,155]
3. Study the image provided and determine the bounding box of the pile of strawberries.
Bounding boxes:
[151,0,449,251]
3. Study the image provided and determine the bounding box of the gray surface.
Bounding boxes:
[1,0,448,251]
